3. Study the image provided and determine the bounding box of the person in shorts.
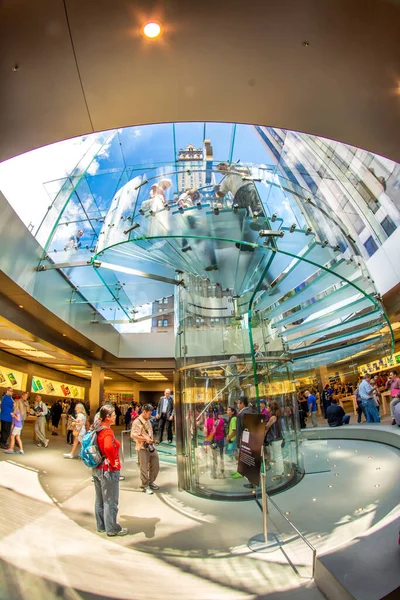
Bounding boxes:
[4,398,24,455]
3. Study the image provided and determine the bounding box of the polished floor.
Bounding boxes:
[0,420,399,600]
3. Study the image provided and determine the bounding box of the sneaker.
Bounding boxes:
[391,419,396,426]
[107,527,128,537]
[97,529,106,533]
[119,475,125,481]
[204,264,218,272]
[63,453,74,459]
[51,433,56,436]
[44,440,49,448]
[231,472,243,479]
[16,450,24,455]
[149,483,159,490]
[144,487,154,495]
[168,440,173,444]
[4,449,14,454]
[182,245,192,253]
[37,443,43,447]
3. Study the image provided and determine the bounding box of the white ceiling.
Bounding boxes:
[0,0,399,164]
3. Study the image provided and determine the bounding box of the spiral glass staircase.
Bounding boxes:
[32,124,394,498]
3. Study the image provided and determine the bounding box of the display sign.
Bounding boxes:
[31,375,84,399]
[238,413,266,486]
[0,365,27,390]
[358,352,400,376]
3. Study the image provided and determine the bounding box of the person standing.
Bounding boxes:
[203,408,225,479]
[226,406,237,460]
[34,394,49,447]
[358,374,380,423]
[265,401,285,480]
[386,370,400,425]
[0,387,14,449]
[131,404,160,495]
[92,404,128,536]
[156,389,174,444]
[305,390,318,427]
[63,403,87,459]
[4,398,24,454]
[51,399,63,436]
[231,397,251,479]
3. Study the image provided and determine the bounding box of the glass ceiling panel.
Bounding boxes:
[0,122,396,362]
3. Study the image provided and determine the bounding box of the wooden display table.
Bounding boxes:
[379,391,391,416]
[338,395,357,415]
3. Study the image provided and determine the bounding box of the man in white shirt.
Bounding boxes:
[358,375,380,423]
[156,389,174,444]
[216,163,262,216]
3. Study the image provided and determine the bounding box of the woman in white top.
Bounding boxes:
[63,403,87,459]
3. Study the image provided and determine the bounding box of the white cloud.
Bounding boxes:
[0,132,116,237]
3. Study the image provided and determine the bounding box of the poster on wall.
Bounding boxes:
[238,413,266,486]
[31,376,84,400]
[0,365,28,390]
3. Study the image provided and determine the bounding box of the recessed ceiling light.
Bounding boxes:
[22,350,54,359]
[285,511,290,515]
[368,456,372,459]
[334,473,339,476]
[62,334,66,337]
[312,498,316,502]
[0,339,34,351]
[143,22,162,39]
[328,485,333,488]
[19,305,24,309]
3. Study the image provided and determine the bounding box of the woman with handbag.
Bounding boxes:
[204,408,225,479]
[63,403,87,459]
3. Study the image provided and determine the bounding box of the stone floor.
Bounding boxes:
[0,420,399,600]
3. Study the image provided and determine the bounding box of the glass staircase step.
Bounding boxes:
[280,296,375,339]
[292,335,383,370]
[290,322,384,353]
[256,243,336,311]
[285,309,383,345]
[272,275,373,329]
[266,259,359,319]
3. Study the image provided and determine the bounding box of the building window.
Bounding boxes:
[157,319,163,327]
[381,215,396,238]
[363,236,379,257]
[163,319,169,327]
[163,298,168,304]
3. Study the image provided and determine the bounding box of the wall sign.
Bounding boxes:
[0,365,27,390]
[31,376,84,399]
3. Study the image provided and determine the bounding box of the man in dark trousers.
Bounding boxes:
[231,396,251,479]
[156,389,174,444]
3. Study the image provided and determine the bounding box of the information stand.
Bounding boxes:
[240,414,281,553]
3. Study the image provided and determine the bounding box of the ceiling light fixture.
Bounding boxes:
[19,305,24,308]
[21,350,54,359]
[143,22,162,39]
[0,339,34,351]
